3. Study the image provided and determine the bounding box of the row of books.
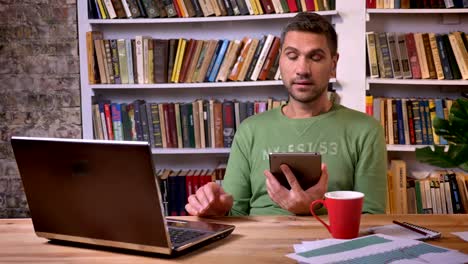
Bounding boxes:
[92,98,287,148]
[366,96,454,145]
[387,160,468,215]
[87,32,283,85]
[366,31,468,80]
[156,164,226,216]
[88,0,335,19]
[366,0,468,8]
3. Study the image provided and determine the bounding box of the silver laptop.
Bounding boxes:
[11,136,235,256]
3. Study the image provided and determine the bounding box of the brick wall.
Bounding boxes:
[0,0,81,218]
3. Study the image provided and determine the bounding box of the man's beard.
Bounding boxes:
[287,83,328,104]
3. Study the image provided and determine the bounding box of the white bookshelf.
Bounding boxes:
[77,1,358,168]
[366,8,467,153]
[367,8,468,14]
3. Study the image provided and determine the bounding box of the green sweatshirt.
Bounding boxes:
[223,103,387,216]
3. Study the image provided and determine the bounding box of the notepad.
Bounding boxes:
[368,221,441,241]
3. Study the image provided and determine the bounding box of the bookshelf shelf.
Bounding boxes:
[154,144,442,153]
[90,80,283,89]
[87,11,338,24]
[367,78,468,86]
[89,78,336,90]
[152,148,230,154]
[367,8,468,14]
[386,144,449,152]
[387,144,424,152]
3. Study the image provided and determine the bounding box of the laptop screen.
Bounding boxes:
[11,137,171,249]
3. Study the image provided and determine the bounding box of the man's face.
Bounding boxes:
[279,31,338,104]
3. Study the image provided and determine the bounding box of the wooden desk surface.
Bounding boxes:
[0,214,467,263]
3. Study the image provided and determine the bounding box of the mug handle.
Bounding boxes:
[310,199,331,234]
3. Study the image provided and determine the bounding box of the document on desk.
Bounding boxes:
[287,234,468,264]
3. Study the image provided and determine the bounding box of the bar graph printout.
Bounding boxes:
[287,234,468,264]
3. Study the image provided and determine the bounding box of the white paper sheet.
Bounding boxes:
[286,234,468,264]
[452,231,468,242]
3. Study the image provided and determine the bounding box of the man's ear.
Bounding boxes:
[330,53,339,78]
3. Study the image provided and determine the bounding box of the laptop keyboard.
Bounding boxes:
[169,227,206,244]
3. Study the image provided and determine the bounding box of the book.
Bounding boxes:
[196,40,219,83]
[103,0,118,18]
[448,32,468,80]
[141,0,160,17]
[422,33,437,79]
[145,103,155,147]
[116,39,129,84]
[414,33,430,79]
[436,34,453,80]
[153,39,169,83]
[396,33,412,79]
[228,37,251,81]
[173,38,188,83]
[390,160,407,214]
[245,36,266,81]
[120,103,132,141]
[387,32,403,79]
[124,0,142,17]
[192,100,201,148]
[86,31,102,84]
[104,39,115,84]
[369,221,442,241]
[178,39,197,83]
[174,103,183,148]
[208,39,230,82]
[185,40,203,83]
[216,40,241,82]
[376,32,394,78]
[222,100,235,148]
[111,103,124,140]
[150,103,163,148]
[135,36,145,84]
[250,34,275,81]
[237,38,260,81]
[258,36,280,81]
[442,34,462,80]
[109,39,121,84]
[428,33,445,80]
[195,100,205,148]
[405,33,422,79]
[366,32,380,78]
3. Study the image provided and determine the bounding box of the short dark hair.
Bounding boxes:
[280,12,338,56]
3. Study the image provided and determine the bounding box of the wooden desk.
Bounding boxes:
[0,214,467,263]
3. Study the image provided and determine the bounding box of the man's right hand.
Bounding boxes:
[185,182,233,217]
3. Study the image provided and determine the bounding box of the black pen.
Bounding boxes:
[393,220,428,236]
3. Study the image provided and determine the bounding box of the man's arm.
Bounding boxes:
[185,121,253,217]
[222,123,253,216]
[354,123,388,214]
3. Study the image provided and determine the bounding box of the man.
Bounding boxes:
[185,12,387,216]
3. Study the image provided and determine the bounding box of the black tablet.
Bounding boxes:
[269,152,322,190]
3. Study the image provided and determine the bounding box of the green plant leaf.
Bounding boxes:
[447,144,468,166]
[416,98,468,172]
[415,146,457,168]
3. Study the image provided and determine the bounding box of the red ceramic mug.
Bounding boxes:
[310,191,364,239]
